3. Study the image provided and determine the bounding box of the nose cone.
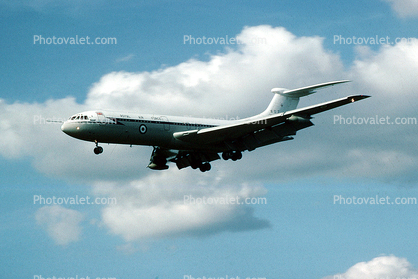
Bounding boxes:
[61,121,79,137]
[61,121,70,135]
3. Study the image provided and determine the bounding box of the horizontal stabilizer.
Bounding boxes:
[272,80,350,98]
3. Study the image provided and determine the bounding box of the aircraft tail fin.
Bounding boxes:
[261,80,350,116]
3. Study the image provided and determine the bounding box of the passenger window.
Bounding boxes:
[84,116,88,120]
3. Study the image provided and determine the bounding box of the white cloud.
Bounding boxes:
[35,205,84,246]
[322,255,418,279]
[0,97,82,159]
[93,170,269,240]
[383,0,418,18]
[85,26,344,118]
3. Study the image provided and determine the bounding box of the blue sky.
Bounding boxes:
[1,0,418,278]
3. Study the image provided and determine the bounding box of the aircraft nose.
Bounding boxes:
[61,120,90,141]
[61,121,77,136]
[61,121,70,134]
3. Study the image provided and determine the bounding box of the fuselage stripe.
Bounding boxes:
[111,117,217,128]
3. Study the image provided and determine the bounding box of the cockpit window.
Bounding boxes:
[69,114,89,121]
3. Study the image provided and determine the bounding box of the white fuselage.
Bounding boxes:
[61,110,238,152]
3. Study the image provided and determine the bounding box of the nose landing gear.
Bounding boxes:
[94,140,103,155]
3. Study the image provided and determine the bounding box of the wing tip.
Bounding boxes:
[349,95,371,102]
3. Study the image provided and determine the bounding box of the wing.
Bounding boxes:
[173,95,370,149]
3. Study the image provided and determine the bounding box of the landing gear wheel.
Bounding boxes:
[222,152,229,160]
[93,140,103,155]
[94,146,103,155]
[222,151,242,161]
[222,151,233,160]
[199,162,211,172]
[231,151,242,161]
[190,156,201,169]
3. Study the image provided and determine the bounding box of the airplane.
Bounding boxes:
[61,80,370,172]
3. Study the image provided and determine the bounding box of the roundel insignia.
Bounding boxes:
[139,124,147,134]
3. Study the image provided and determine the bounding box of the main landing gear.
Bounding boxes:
[222,150,242,161]
[190,161,211,172]
[93,140,103,155]
[186,156,211,172]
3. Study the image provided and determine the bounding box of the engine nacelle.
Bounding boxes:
[287,115,312,123]
[286,115,314,131]
[147,162,169,170]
